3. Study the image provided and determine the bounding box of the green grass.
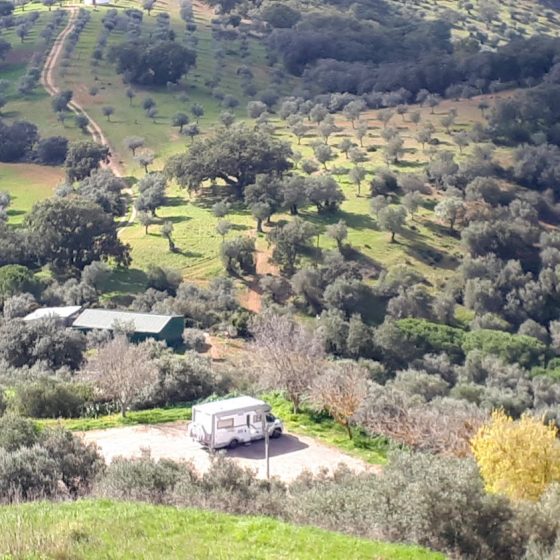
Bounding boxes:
[265,393,390,464]
[34,394,389,464]
[119,185,254,280]
[0,163,64,224]
[2,8,77,141]
[36,405,192,431]
[0,500,444,560]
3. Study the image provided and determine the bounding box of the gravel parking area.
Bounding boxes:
[81,421,373,482]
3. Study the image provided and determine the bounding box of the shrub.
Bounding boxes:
[396,318,465,360]
[142,349,227,407]
[146,265,182,294]
[39,427,104,495]
[94,454,191,503]
[0,414,40,452]
[463,330,546,368]
[0,265,37,300]
[370,452,522,559]
[182,328,207,352]
[13,380,89,419]
[0,446,60,502]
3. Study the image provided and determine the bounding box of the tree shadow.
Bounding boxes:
[399,228,459,271]
[422,218,459,239]
[7,209,25,219]
[165,196,188,207]
[174,247,203,258]
[230,223,251,232]
[343,246,385,279]
[166,215,193,224]
[101,267,148,295]
[394,160,425,169]
[301,208,378,232]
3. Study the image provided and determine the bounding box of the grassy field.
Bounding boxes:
[0,163,63,224]
[0,500,445,560]
[34,393,390,464]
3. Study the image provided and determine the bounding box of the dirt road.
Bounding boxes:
[40,7,136,226]
[81,422,373,482]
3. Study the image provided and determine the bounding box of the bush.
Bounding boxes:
[0,446,60,502]
[35,136,68,165]
[0,318,87,370]
[396,318,465,360]
[141,349,227,408]
[0,264,37,300]
[463,330,546,368]
[13,380,89,419]
[369,452,522,559]
[182,328,207,352]
[146,265,182,294]
[0,414,40,452]
[40,427,104,495]
[95,453,286,516]
[94,454,190,503]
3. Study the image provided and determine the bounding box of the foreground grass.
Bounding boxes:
[0,500,444,560]
[35,394,389,464]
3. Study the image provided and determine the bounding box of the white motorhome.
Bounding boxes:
[188,396,283,450]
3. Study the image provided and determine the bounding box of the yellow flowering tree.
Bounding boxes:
[471,410,560,501]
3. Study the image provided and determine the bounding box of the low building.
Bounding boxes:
[72,309,185,345]
[23,306,83,326]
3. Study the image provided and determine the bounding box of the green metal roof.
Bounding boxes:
[72,309,182,334]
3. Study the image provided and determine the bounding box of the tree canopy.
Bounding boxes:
[165,125,292,196]
[108,40,196,86]
[25,197,130,273]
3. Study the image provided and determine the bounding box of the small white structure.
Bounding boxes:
[23,305,83,326]
[189,396,283,450]
[83,0,111,5]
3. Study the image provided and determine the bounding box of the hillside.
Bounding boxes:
[3,0,556,292]
[4,1,560,559]
[0,500,444,560]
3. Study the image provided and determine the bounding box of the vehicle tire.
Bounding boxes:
[229,439,239,449]
[271,428,282,439]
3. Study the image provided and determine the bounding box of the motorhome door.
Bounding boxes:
[247,413,263,438]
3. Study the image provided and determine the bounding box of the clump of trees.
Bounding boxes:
[108,40,196,85]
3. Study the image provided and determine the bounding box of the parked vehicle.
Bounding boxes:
[188,396,283,450]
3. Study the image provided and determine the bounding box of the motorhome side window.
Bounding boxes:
[217,418,234,429]
[254,414,262,423]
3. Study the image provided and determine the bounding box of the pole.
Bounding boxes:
[261,412,270,480]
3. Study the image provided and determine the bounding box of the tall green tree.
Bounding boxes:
[25,198,130,273]
[65,141,110,182]
[165,125,292,196]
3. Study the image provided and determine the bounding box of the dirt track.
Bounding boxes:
[40,7,136,226]
[81,422,374,482]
